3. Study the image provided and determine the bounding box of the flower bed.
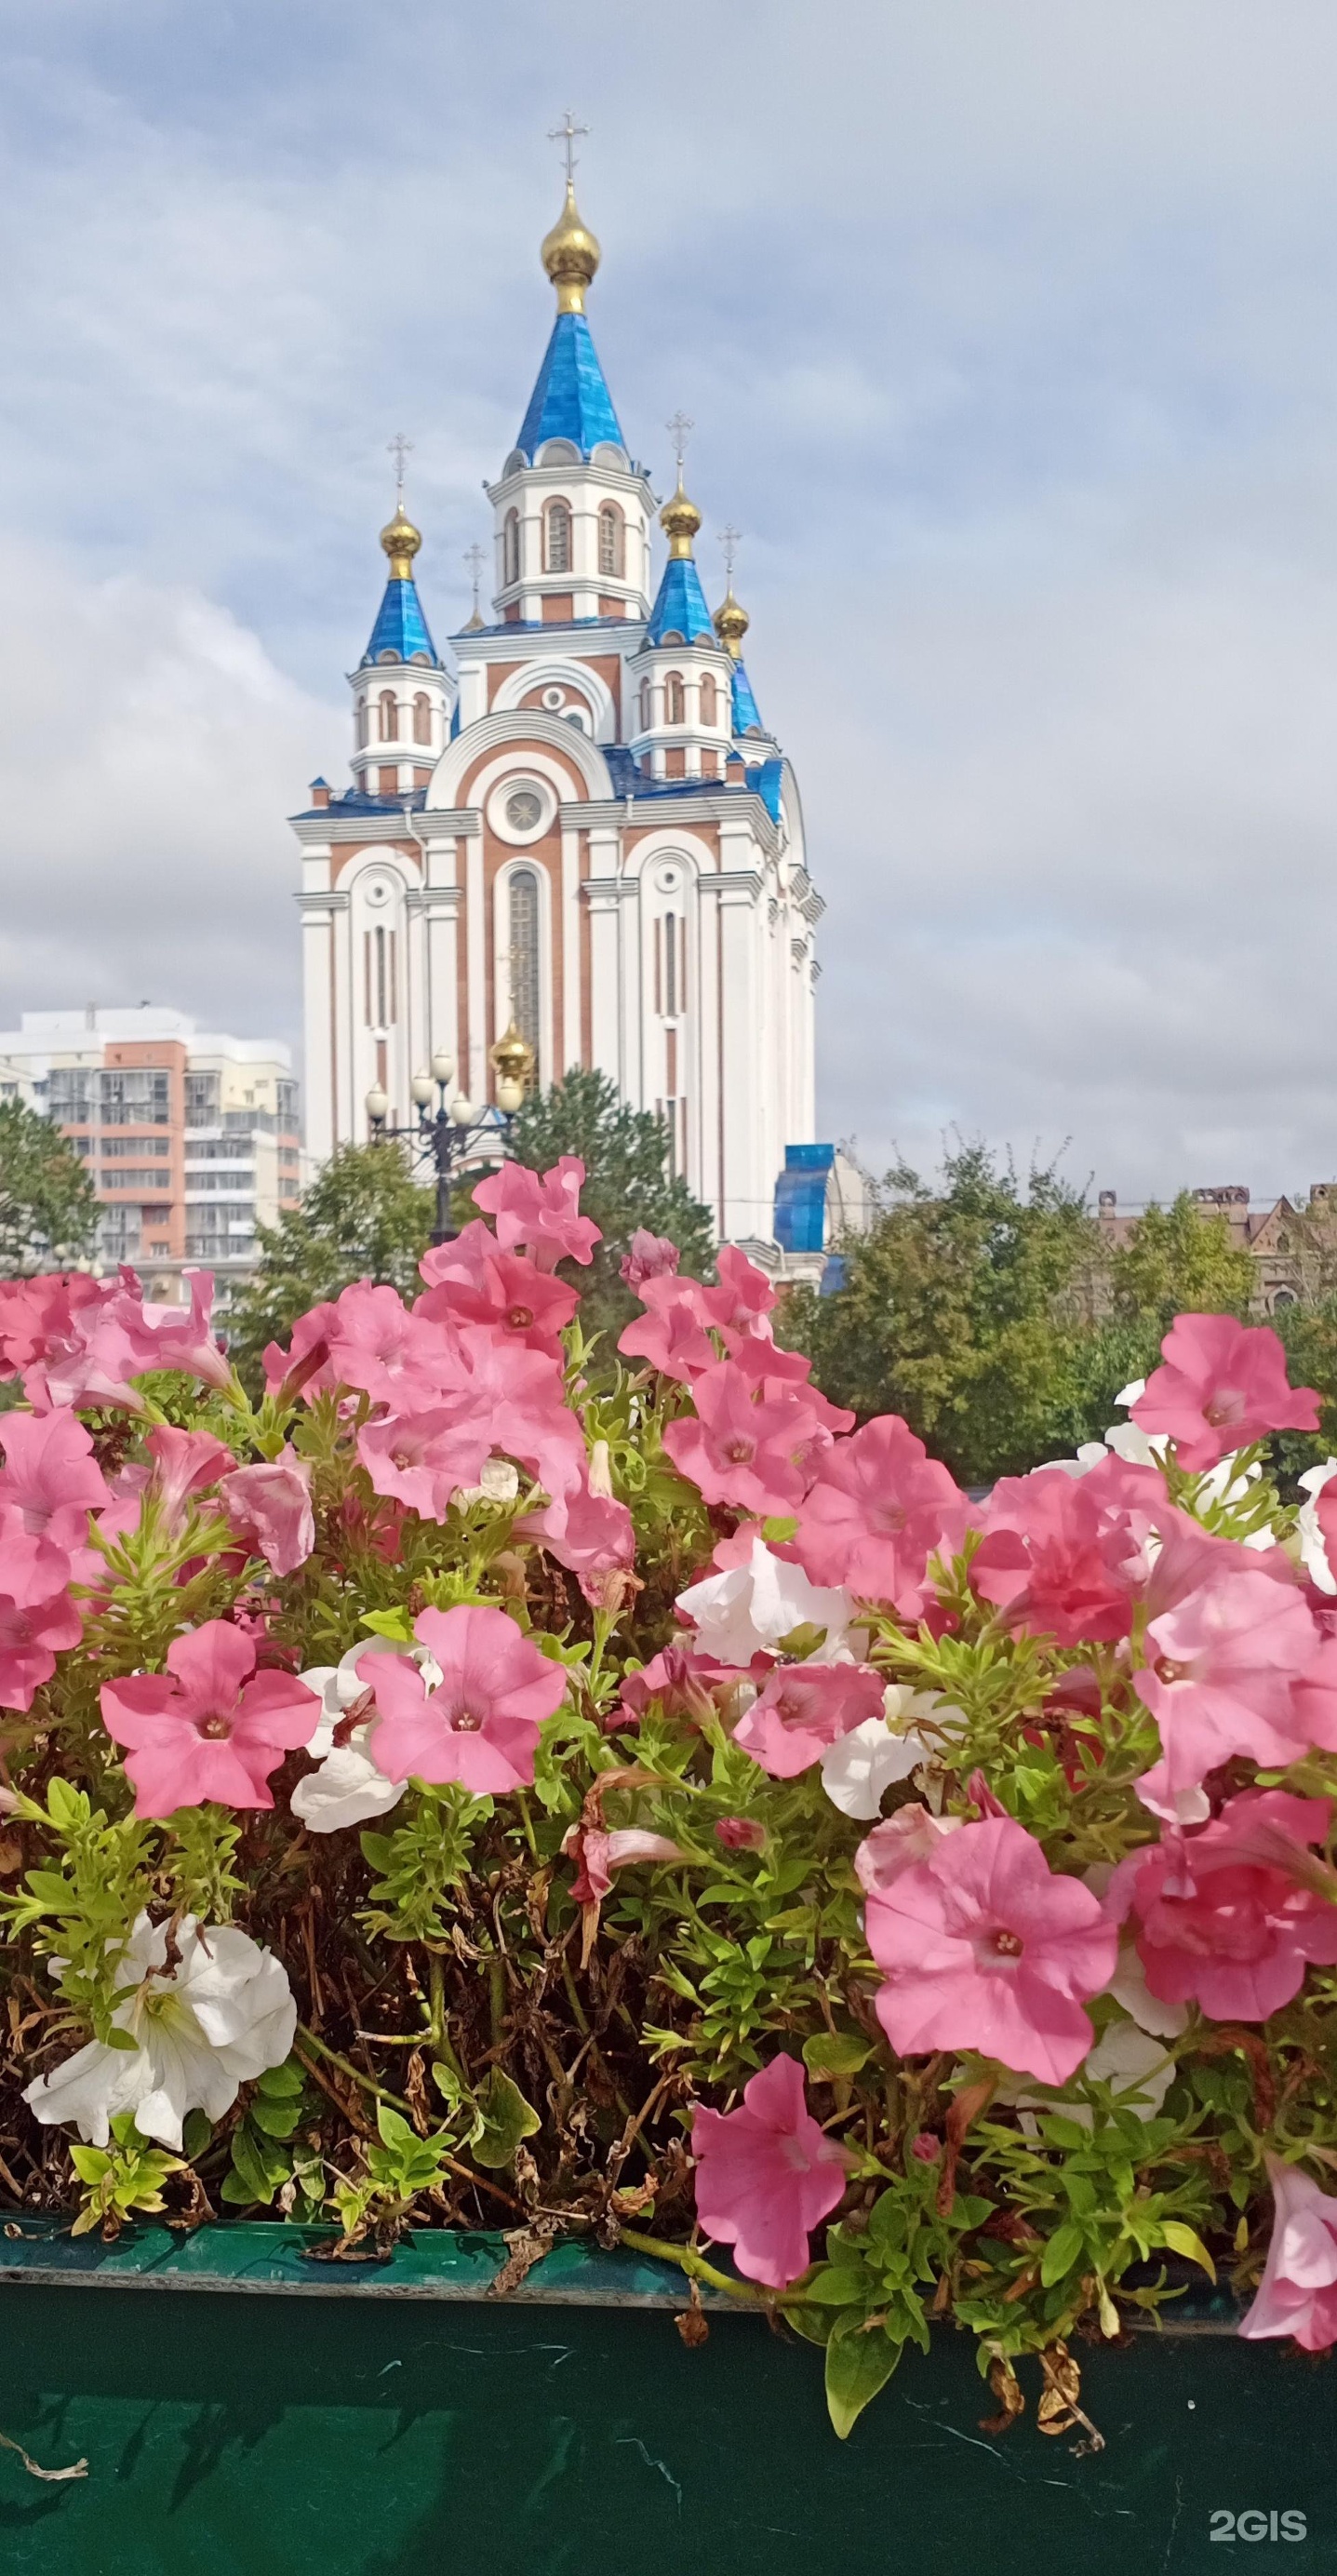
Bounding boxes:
[3,1168,1337,2446]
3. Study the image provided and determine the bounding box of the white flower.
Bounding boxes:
[1298,1459,1337,1596]
[1038,1443,1111,1479]
[456,1458,522,1507]
[819,1685,965,1820]
[23,1912,296,2151]
[676,1538,855,1665]
[994,2015,1178,2131]
[291,1638,437,1833]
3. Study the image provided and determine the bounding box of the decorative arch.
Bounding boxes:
[488,659,616,744]
[425,711,613,815]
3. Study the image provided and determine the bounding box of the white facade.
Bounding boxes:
[296,185,820,1249]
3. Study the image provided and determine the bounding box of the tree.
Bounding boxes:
[780,1143,1099,1484]
[227,1142,434,1384]
[1109,1193,1254,1335]
[0,1100,99,1276]
[500,1067,715,1348]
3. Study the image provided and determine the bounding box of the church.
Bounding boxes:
[294,161,825,1260]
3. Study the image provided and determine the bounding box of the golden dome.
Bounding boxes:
[660,474,702,561]
[380,503,421,581]
[713,585,750,661]
[541,181,601,314]
[490,1020,536,1090]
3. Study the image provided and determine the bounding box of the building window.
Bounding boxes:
[507,867,541,1080]
[378,691,398,743]
[412,693,432,745]
[665,674,685,725]
[503,509,520,585]
[543,500,572,574]
[100,1069,170,1125]
[638,678,651,733]
[598,503,623,578]
[355,699,368,748]
[654,914,686,1018]
[700,673,717,725]
[365,926,397,1028]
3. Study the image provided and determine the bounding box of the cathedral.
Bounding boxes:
[294,166,822,1255]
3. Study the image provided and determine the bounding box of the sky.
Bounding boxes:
[1,0,1336,1205]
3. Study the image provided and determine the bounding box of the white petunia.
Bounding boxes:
[676,1538,855,1665]
[1297,1459,1337,1596]
[23,1912,296,2151]
[819,1685,965,1819]
[291,1638,439,1832]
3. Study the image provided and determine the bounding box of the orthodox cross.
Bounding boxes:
[548,113,588,183]
[387,433,413,508]
[665,411,694,476]
[462,543,486,619]
[718,523,742,584]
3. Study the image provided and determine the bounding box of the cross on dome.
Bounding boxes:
[547,112,589,183]
[387,433,413,508]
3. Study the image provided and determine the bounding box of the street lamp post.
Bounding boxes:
[365,1024,535,1245]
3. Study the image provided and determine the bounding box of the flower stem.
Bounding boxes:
[616,2226,816,2308]
[296,2025,411,2115]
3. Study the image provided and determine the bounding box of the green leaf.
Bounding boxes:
[803,2031,873,2082]
[1039,2116,1090,2152]
[181,2110,213,2160]
[228,2124,285,2206]
[23,1870,77,1907]
[255,2059,305,2100]
[250,2099,301,2140]
[1160,2221,1216,2282]
[471,2069,541,2169]
[361,1608,414,1643]
[761,1517,798,1544]
[69,2147,110,2186]
[46,1778,86,1831]
[1039,2221,1086,2287]
[824,2315,901,2439]
[375,2103,415,2152]
[802,2264,868,2306]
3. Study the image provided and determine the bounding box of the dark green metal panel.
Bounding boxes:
[0,2226,1332,2575]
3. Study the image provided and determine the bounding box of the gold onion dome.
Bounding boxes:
[380,503,421,581]
[541,181,601,314]
[661,474,702,561]
[714,585,750,660]
[490,1021,536,1089]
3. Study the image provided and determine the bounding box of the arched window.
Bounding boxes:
[544,500,572,574]
[665,673,685,725]
[503,510,520,585]
[598,503,624,578]
[378,691,398,743]
[508,868,541,1081]
[355,699,368,748]
[638,679,651,733]
[412,693,432,745]
[700,673,717,726]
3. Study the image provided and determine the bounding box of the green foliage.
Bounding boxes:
[221,2061,323,2214]
[3,1780,156,2039]
[329,2101,455,2244]
[0,1098,99,1276]
[468,2068,541,2168]
[70,2113,184,2237]
[1109,1191,1254,1335]
[227,1141,435,1387]
[501,1067,715,1347]
[359,1787,491,1942]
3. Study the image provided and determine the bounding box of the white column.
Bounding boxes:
[299,896,336,1166]
[717,877,765,1244]
[585,880,622,1088]
[560,822,582,1070]
[464,825,487,1105]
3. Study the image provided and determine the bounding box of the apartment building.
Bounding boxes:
[0,1008,301,1302]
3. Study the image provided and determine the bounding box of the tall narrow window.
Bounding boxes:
[355,699,368,747]
[665,674,685,725]
[379,691,398,743]
[598,503,623,577]
[638,678,651,733]
[664,913,678,1016]
[508,867,541,1081]
[375,927,388,1027]
[503,509,520,585]
[700,673,717,725]
[412,693,432,745]
[544,500,571,574]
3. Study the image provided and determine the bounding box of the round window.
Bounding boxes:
[541,686,565,712]
[505,789,543,832]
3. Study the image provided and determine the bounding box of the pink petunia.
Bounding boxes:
[617,1644,762,1731]
[865,1814,1118,2085]
[357,1402,496,1522]
[517,1478,636,1608]
[792,1415,969,1618]
[1131,1312,1320,1472]
[417,1223,578,1356]
[562,1822,688,1904]
[105,1270,234,1394]
[100,1621,320,1818]
[971,1467,1139,1647]
[362,1603,568,1794]
[220,1450,315,1577]
[854,1805,965,1894]
[689,2055,851,2288]
[662,1359,813,1517]
[1133,1566,1321,1818]
[620,1229,679,1290]
[261,1302,340,1404]
[1239,2156,1337,2351]
[1108,1791,1337,2022]
[472,1157,600,1271]
[699,1244,777,1343]
[617,1275,716,1383]
[322,1281,453,1412]
[143,1427,234,1533]
[732,1662,886,1778]
[0,1529,84,1711]
[0,1411,111,1549]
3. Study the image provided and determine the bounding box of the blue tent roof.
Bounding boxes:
[362,575,440,669]
[646,555,715,647]
[730,658,766,738]
[745,756,783,823]
[774,1144,835,1255]
[515,312,625,461]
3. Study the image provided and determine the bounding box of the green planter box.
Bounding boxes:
[0,2220,1330,2574]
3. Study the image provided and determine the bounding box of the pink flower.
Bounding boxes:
[0,1531,83,1710]
[1131,1312,1320,1471]
[100,1622,320,1818]
[357,1403,495,1521]
[0,1274,104,1379]
[1240,2156,1337,2351]
[418,1226,579,1357]
[562,1823,687,1904]
[618,1275,716,1383]
[854,1805,964,1894]
[792,1415,969,1617]
[662,1359,813,1516]
[971,1467,1138,1646]
[106,1270,234,1393]
[699,1244,776,1342]
[865,1815,1119,2085]
[621,1229,679,1290]
[0,1411,110,1547]
[689,2055,850,2288]
[220,1451,315,1577]
[517,1479,636,1608]
[473,1157,600,1270]
[733,1662,886,1778]
[1133,1566,1321,1816]
[1109,1791,1337,2022]
[261,1303,339,1403]
[322,1282,450,1411]
[144,1427,234,1532]
[617,1644,760,1730]
[715,1815,767,1851]
[362,1603,568,1793]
